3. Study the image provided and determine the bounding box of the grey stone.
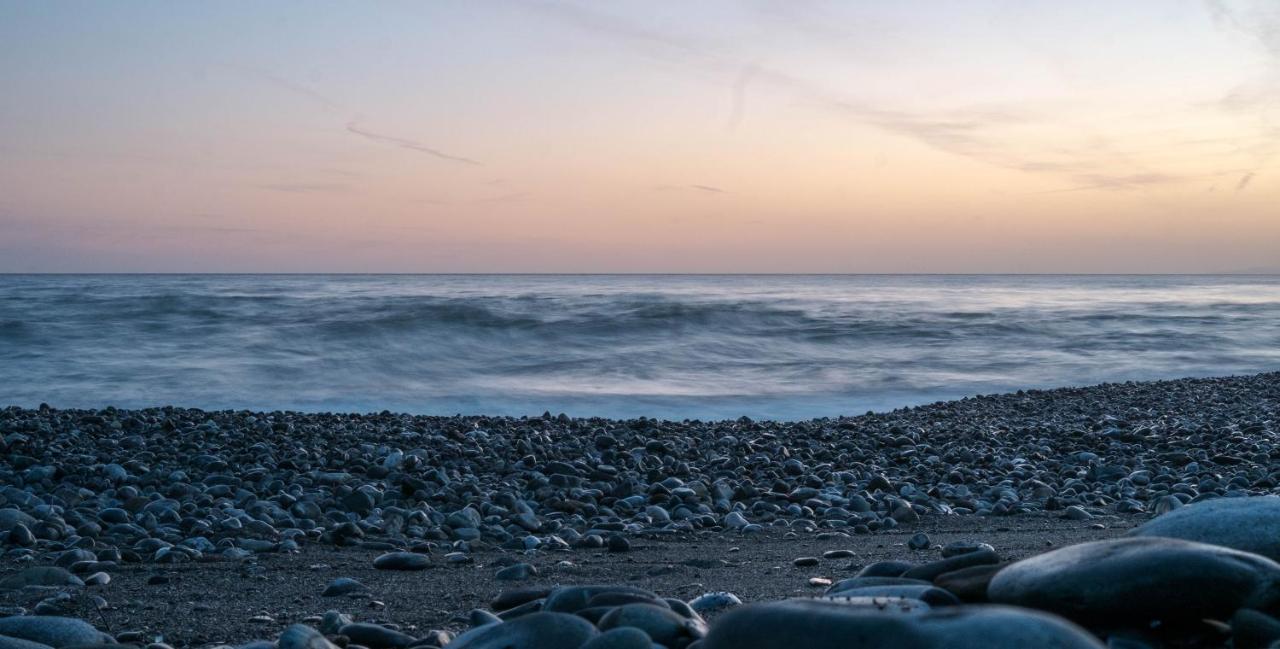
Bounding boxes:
[0,617,115,647]
[447,612,599,649]
[338,623,416,649]
[989,537,1280,623]
[1128,496,1280,561]
[372,552,430,571]
[700,600,1104,648]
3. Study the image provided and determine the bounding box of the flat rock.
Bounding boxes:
[579,627,652,649]
[338,623,416,649]
[0,617,115,647]
[701,599,1104,648]
[278,625,340,649]
[1128,496,1280,561]
[0,636,55,649]
[447,612,600,649]
[988,537,1280,623]
[321,577,365,597]
[372,552,430,571]
[0,568,84,591]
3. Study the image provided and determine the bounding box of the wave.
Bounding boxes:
[0,274,1278,419]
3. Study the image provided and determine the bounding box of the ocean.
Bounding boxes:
[1,274,1277,420]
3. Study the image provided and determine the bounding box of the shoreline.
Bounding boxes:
[7,369,1277,422]
[1,372,1278,646]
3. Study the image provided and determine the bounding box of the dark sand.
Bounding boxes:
[12,515,1139,644]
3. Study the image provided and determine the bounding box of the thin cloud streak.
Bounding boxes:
[346,122,483,165]
[516,1,1148,189]
[1237,172,1256,191]
[256,182,351,194]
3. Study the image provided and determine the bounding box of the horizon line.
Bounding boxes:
[2,272,1278,277]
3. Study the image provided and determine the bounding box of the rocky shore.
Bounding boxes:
[1,372,1279,647]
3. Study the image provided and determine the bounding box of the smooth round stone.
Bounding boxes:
[815,596,932,614]
[544,586,659,613]
[688,591,742,615]
[0,509,37,532]
[8,524,35,547]
[902,548,999,582]
[579,627,652,649]
[495,563,537,581]
[1128,496,1280,561]
[940,542,995,559]
[278,624,339,649]
[605,534,631,553]
[827,577,931,594]
[469,609,503,628]
[0,635,54,649]
[933,564,1003,602]
[988,537,1280,623]
[598,603,706,646]
[372,552,430,571]
[491,587,554,612]
[857,561,915,578]
[822,585,960,607]
[908,533,931,551]
[1062,506,1093,521]
[793,557,820,567]
[1230,608,1280,648]
[0,616,116,647]
[0,568,84,590]
[322,577,365,596]
[701,600,1104,648]
[447,612,600,649]
[338,622,416,649]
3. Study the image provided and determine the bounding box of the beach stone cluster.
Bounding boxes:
[0,372,1278,646]
[1,374,1277,565]
[8,495,1280,646]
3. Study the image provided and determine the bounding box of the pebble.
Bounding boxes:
[447,612,600,648]
[688,591,742,615]
[338,622,417,649]
[0,616,116,647]
[907,533,931,550]
[0,375,1275,647]
[495,563,538,581]
[322,577,366,597]
[372,552,430,571]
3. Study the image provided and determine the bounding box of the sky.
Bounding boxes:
[0,0,1278,273]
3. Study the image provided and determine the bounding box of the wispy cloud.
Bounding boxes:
[654,184,728,194]
[514,2,1135,189]
[256,182,351,194]
[346,121,482,165]
[688,184,726,193]
[1042,172,1188,193]
[472,191,529,204]
[1205,0,1280,59]
[219,63,342,112]
[1237,171,1256,191]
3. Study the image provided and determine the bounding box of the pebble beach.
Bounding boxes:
[2,372,1280,648]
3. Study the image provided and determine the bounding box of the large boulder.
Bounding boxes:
[1128,496,1280,561]
[988,537,1280,623]
[447,612,600,649]
[0,617,115,647]
[700,599,1103,648]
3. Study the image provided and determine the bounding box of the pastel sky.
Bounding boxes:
[1,1,1278,273]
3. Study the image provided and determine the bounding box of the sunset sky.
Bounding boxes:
[1,0,1278,273]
